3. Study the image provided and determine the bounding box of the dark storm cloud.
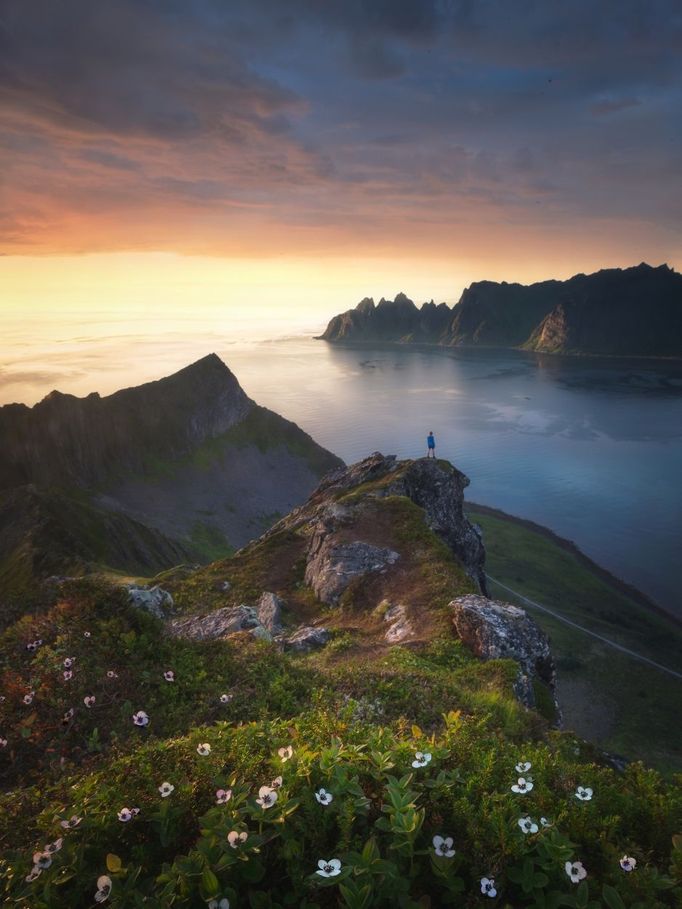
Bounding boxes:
[0,0,680,255]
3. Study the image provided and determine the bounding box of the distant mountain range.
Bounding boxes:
[0,354,342,611]
[319,263,682,357]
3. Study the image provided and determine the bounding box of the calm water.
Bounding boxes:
[223,340,682,618]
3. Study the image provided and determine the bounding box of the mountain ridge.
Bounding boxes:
[319,262,682,357]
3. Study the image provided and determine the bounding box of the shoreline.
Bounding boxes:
[465,500,681,628]
[316,337,682,363]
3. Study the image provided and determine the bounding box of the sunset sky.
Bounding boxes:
[1,0,681,400]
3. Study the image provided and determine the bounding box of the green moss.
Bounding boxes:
[187,521,234,562]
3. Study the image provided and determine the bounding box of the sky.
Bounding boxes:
[1,0,681,401]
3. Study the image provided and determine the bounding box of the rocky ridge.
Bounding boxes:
[319,263,682,357]
[166,452,555,714]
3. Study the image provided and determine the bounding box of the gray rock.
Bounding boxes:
[283,626,331,653]
[305,453,487,595]
[127,584,174,619]
[450,594,558,714]
[383,603,414,643]
[256,591,284,633]
[169,604,260,641]
[305,527,399,606]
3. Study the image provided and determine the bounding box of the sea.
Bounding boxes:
[2,312,681,618]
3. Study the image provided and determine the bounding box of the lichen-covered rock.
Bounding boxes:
[305,535,399,606]
[450,594,557,713]
[127,584,174,619]
[283,625,331,653]
[303,453,486,594]
[383,603,414,643]
[256,591,284,633]
[169,604,260,641]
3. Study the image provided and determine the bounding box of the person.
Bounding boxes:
[426,431,436,458]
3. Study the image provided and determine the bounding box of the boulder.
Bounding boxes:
[256,591,284,633]
[450,594,557,713]
[305,538,400,606]
[169,604,260,641]
[383,603,414,643]
[283,626,331,653]
[127,584,174,619]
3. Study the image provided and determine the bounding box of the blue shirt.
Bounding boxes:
[427,435,435,448]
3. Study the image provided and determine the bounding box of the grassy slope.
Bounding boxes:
[0,474,681,905]
[467,507,682,775]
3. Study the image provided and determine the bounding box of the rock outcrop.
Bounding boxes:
[283,625,331,653]
[128,584,174,619]
[450,594,557,713]
[305,531,400,606]
[298,453,486,595]
[169,604,262,641]
[256,592,284,634]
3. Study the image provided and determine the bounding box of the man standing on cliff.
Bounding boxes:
[426,431,436,459]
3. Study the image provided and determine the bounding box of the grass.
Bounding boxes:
[467,507,682,775]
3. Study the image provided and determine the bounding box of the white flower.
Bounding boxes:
[271,775,283,789]
[432,835,456,858]
[511,777,533,794]
[84,631,91,638]
[25,866,42,882]
[0,737,7,748]
[117,808,134,822]
[159,781,175,798]
[106,670,118,679]
[132,710,149,726]
[63,670,73,681]
[216,788,232,805]
[412,751,432,768]
[33,851,52,870]
[60,815,82,829]
[23,691,35,705]
[62,708,74,725]
[208,900,230,909]
[44,838,63,854]
[518,816,539,834]
[540,816,552,827]
[620,855,636,872]
[197,742,211,756]
[26,641,38,652]
[565,861,587,883]
[84,695,95,708]
[315,788,333,806]
[227,830,248,848]
[575,786,593,801]
[278,745,293,762]
[220,693,233,704]
[316,858,341,878]
[256,785,278,809]
[163,670,174,682]
[64,658,74,669]
[95,874,112,903]
[515,761,532,773]
[480,877,497,897]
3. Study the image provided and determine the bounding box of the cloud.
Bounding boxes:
[0,0,680,259]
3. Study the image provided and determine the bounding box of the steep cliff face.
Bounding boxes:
[319,263,682,357]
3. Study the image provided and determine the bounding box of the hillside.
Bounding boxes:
[319,263,682,357]
[0,454,680,907]
[0,356,343,603]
